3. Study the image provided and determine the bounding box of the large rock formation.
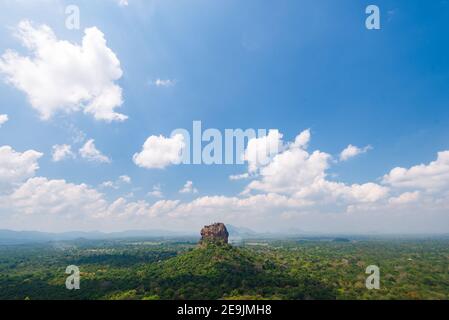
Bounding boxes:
[200,223,229,244]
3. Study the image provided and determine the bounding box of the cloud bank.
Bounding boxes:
[1,129,448,233]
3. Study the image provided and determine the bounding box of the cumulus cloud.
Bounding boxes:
[146,200,180,217]
[383,151,449,191]
[165,193,310,222]
[100,180,116,189]
[0,145,43,188]
[148,185,163,198]
[79,139,110,163]
[246,147,329,194]
[100,175,131,189]
[339,144,372,161]
[119,175,131,184]
[179,180,198,194]
[118,0,129,6]
[292,128,311,149]
[244,131,388,204]
[133,134,185,169]
[107,198,147,218]
[108,198,179,218]
[244,129,283,173]
[7,177,108,216]
[0,20,126,122]
[51,144,74,162]
[388,191,421,205]
[1,176,178,222]
[0,114,8,127]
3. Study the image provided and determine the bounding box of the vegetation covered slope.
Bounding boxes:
[135,242,336,300]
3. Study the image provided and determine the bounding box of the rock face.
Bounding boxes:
[200,223,229,244]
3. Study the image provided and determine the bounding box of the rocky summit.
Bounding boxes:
[200,223,229,244]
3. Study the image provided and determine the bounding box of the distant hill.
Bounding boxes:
[226,224,258,239]
[0,229,58,244]
[0,225,262,245]
[2,228,446,245]
[0,229,195,245]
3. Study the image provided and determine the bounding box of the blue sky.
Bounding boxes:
[0,0,448,233]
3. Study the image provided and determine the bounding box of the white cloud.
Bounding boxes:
[108,198,179,218]
[148,185,163,198]
[383,151,449,191]
[388,191,421,205]
[229,173,250,181]
[1,176,178,221]
[0,114,8,127]
[179,180,198,194]
[292,128,310,149]
[119,175,131,184]
[246,144,330,195]
[146,200,179,217]
[0,145,43,188]
[133,134,185,169]
[154,79,175,87]
[7,177,108,216]
[0,20,127,122]
[118,0,129,6]
[245,131,388,204]
[79,139,110,163]
[165,193,309,221]
[100,180,117,189]
[244,129,283,173]
[51,144,74,162]
[339,144,372,161]
[100,175,130,189]
[333,182,389,203]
